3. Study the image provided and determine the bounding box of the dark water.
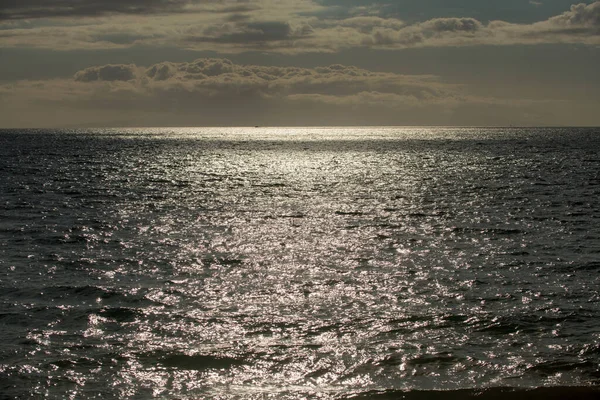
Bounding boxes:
[0,127,599,399]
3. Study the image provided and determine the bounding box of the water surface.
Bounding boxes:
[1,127,599,399]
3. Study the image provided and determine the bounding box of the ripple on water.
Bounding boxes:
[0,127,599,398]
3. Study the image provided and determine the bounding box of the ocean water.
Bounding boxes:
[0,127,599,399]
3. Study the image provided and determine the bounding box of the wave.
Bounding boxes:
[344,386,600,400]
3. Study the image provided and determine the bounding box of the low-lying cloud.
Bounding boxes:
[70,58,458,103]
[75,64,139,82]
[1,58,580,127]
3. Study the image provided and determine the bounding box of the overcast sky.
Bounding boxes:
[0,0,599,127]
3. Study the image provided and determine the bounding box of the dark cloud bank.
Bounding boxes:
[0,0,256,20]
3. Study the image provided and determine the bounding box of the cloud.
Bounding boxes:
[5,58,578,111]
[67,58,455,103]
[0,0,187,20]
[548,2,600,26]
[0,2,599,52]
[0,0,262,20]
[336,16,405,31]
[0,0,323,51]
[186,21,311,44]
[333,2,600,49]
[486,2,600,44]
[74,64,139,82]
[2,57,575,128]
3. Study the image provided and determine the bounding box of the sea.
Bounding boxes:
[0,127,599,399]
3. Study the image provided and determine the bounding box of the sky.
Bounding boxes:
[0,0,599,127]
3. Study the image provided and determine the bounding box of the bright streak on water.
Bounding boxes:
[0,127,599,399]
